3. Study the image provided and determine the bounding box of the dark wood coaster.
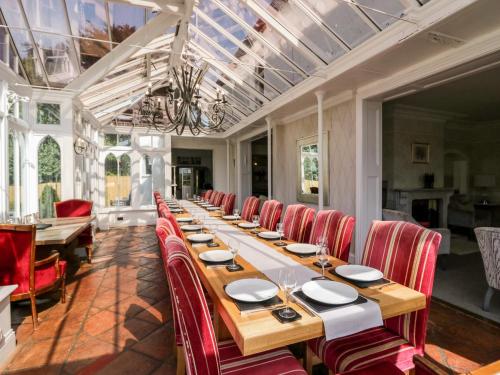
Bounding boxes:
[313,261,332,268]
[226,264,244,272]
[272,307,302,323]
[207,242,220,248]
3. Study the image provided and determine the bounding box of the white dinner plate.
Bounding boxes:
[335,265,384,282]
[222,215,238,220]
[176,217,193,223]
[207,207,220,211]
[258,231,280,240]
[238,222,258,229]
[187,233,214,243]
[193,200,203,203]
[225,279,279,303]
[285,243,318,255]
[302,280,358,305]
[181,224,202,232]
[199,250,233,263]
[170,208,183,213]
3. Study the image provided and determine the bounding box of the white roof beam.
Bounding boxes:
[109,0,184,14]
[243,0,326,66]
[68,11,181,94]
[212,0,308,79]
[168,0,195,68]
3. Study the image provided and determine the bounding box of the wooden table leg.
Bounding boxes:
[213,306,231,341]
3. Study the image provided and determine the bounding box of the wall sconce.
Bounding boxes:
[74,137,89,155]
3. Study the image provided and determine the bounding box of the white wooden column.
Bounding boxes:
[266,117,272,199]
[315,91,325,210]
[0,81,8,219]
[226,139,231,191]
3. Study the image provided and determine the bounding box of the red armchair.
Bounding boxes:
[259,199,283,231]
[282,204,315,242]
[308,210,355,262]
[0,224,66,329]
[55,199,93,264]
[306,221,441,373]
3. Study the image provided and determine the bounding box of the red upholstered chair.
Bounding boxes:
[307,221,441,374]
[221,193,236,215]
[240,196,260,221]
[259,200,283,231]
[308,210,355,262]
[213,192,225,207]
[165,235,307,375]
[164,213,184,239]
[340,362,404,375]
[0,224,66,329]
[158,202,170,218]
[55,199,93,263]
[413,355,449,375]
[282,204,315,243]
[203,189,214,200]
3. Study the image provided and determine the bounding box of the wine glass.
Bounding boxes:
[219,204,225,216]
[207,223,218,247]
[316,242,329,279]
[227,239,240,271]
[278,268,297,319]
[252,215,260,233]
[233,208,240,220]
[276,223,286,246]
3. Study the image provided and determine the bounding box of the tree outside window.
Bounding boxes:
[37,103,60,125]
[38,136,61,218]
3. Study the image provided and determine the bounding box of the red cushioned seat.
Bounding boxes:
[340,360,405,375]
[307,221,441,373]
[308,210,355,262]
[165,236,306,375]
[219,340,307,374]
[241,196,260,221]
[259,200,283,231]
[282,204,315,243]
[221,193,236,215]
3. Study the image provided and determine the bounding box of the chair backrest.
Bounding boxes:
[474,227,500,289]
[158,202,171,217]
[259,200,283,231]
[362,221,441,351]
[204,190,214,200]
[0,224,36,295]
[309,210,355,261]
[283,204,315,243]
[213,192,225,207]
[158,213,183,239]
[55,199,93,218]
[221,193,236,215]
[208,191,218,205]
[166,236,220,375]
[241,196,260,221]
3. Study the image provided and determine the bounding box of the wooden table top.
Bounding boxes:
[36,216,95,246]
[176,206,427,356]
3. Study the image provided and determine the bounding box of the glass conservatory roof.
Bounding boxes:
[0,0,431,130]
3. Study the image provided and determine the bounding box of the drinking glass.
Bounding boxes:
[316,243,329,278]
[227,239,240,271]
[219,204,225,215]
[278,269,297,319]
[276,223,286,246]
[207,223,218,246]
[233,208,240,220]
[252,215,260,233]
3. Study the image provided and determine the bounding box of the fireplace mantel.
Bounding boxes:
[394,188,455,227]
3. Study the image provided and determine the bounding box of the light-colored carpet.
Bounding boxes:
[433,253,500,323]
[450,234,479,256]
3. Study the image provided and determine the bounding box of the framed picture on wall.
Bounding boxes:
[411,143,430,164]
[296,132,329,205]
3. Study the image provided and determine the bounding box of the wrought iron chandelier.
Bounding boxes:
[133,64,231,136]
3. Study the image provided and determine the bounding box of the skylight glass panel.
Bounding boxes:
[0,0,48,86]
[108,2,146,43]
[253,0,345,64]
[300,0,375,48]
[197,0,304,85]
[356,0,406,29]
[216,0,319,75]
[66,0,111,69]
[21,0,71,35]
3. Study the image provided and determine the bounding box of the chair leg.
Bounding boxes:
[176,345,185,375]
[29,293,39,330]
[85,244,93,264]
[305,345,314,375]
[483,286,495,311]
[60,276,66,304]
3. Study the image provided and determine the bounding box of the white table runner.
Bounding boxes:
[182,201,382,340]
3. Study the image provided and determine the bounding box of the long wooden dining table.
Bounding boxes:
[174,202,426,356]
[36,216,95,246]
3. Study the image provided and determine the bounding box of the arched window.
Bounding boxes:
[38,136,61,218]
[105,153,131,207]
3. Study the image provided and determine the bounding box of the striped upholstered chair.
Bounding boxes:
[165,235,307,375]
[209,191,218,205]
[241,196,260,221]
[204,189,214,201]
[221,193,236,215]
[308,210,355,262]
[158,213,184,239]
[213,192,225,207]
[259,200,283,231]
[282,204,315,243]
[306,221,441,374]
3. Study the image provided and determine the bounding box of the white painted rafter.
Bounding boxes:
[167,0,195,68]
[109,0,184,14]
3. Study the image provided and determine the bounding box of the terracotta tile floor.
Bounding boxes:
[2,226,500,375]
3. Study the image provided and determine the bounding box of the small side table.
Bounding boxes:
[0,285,17,369]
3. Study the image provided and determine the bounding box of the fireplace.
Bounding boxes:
[394,188,454,228]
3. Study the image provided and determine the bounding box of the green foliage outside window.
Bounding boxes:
[38,136,61,218]
[37,103,60,125]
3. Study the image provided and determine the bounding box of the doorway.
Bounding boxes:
[251,136,268,198]
[172,148,213,199]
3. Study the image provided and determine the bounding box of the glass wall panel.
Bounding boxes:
[140,154,152,205]
[109,2,145,43]
[118,154,131,205]
[8,132,14,213]
[356,0,406,29]
[38,136,61,218]
[104,153,117,206]
[104,153,131,207]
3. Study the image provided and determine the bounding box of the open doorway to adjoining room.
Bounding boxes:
[172,148,213,199]
[251,136,268,198]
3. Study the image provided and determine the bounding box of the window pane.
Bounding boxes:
[300,142,319,195]
[109,2,146,43]
[118,154,131,206]
[38,136,61,218]
[8,133,14,213]
[105,153,118,206]
[140,155,152,205]
[37,103,61,124]
[356,0,406,29]
[118,134,131,146]
[104,133,117,146]
[152,156,165,198]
